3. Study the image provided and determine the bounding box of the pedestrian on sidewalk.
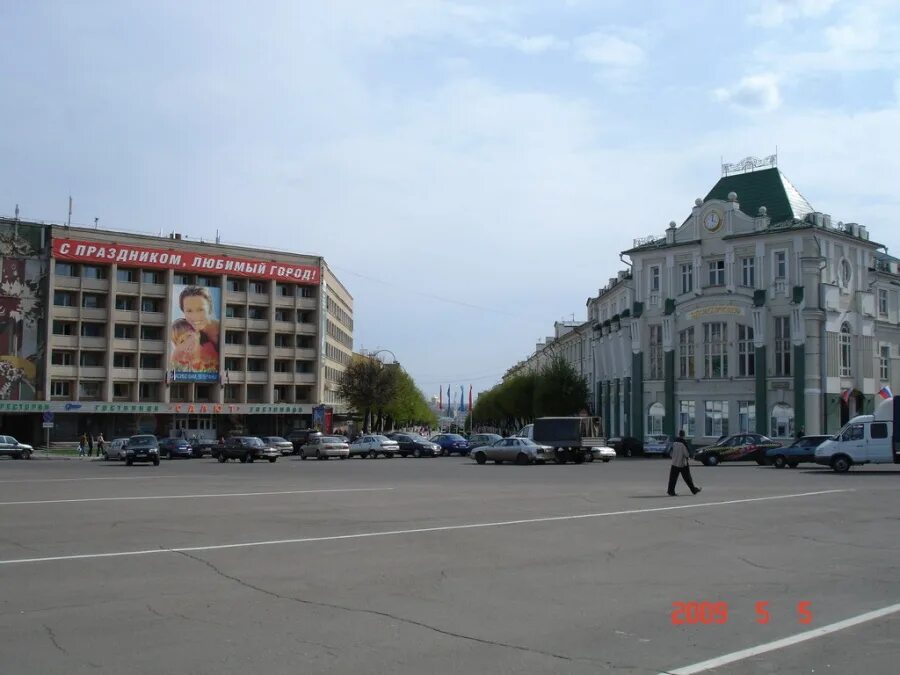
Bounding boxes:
[668,430,701,497]
[87,434,94,457]
[96,433,105,458]
[77,438,86,457]
[81,433,89,457]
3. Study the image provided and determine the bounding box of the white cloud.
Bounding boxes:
[714,74,782,112]
[500,33,566,54]
[574,32,645,68]
[895,77,900,105]
[749,0,838,27]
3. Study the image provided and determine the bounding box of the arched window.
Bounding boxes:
[840,322,852,377]
[770,403,795,438]
[647,402,665,435]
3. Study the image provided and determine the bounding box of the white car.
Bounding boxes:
[299,435,350,460]
[349,435,399,458]
[103,438,131,460]
[471,438,552,465]
[588,445,616,463]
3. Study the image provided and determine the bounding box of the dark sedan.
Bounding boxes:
[429,433,471,456]
[387,433,441,457]
[695,433,782,466]
[766,435,831,468]
[158,437,195,459]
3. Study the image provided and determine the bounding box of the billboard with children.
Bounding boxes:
[169,284,222,382]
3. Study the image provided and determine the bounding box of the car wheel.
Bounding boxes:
[572,451,585,465]
[368,450,378,459]
[474,452,486,465]
[515,452,530,466]
[413,449,421,458]
[624,448,632,458]
[239,455,247,463]
[441,449,448,457]
[555,450,569,465]
[706,455,719,466]
[493,459,503,464]
[773,455,787,469]
[602,458,610,462]
[126,458,133,466]
[218,454,227,463]
[386,453,394,459]
[300,453,307,460]
[246,452,255,463]
[832,456,851,473]
[584,452,594,462]
[153,458,160,466]
[788,462,799,469]
[755,458,767,466]
[20,449,32,460]
[268,457,277,463]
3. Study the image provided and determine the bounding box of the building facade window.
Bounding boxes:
[740,257,755,287]
[648,325,663,379]
[114,324,136,339]
[50,380,71,398]
[141,270,161,284]
[880,345,890,381]
[879,289,888,318]
[53,320,76,335]
[80,351,104,367]
[113,382,131,399]
[771,403,795,438]
[300,286,315,298]
[247,306,267,320]
[224,357,241,371]
[115,295,136,311]
[82,293,106,309]
[704,400,729,437]
[648,402,665,435]
[679,400,696,437]
[51,350,75,366]
[707,259,725,286]
[82,265,106,280]
[840,322,852,377]
[140,325,163,340]
[81,322,104,337]
[774,317,791,376]
[141,298,163,313]
[680,264,693,294]
[116,268,137,283]
[650,266,660,292]
[738,401,756,433]
[54,291,75,307]
[113,353,133,368]
[839,259,852,288]
[227,278,245,293]
[225,331,244,345]
[703,322,728,378]
[55,262,77,277]
[774,250,787,279]
[140,354,162,369]
[679,327,695,378]
[737,324,755,376]
[79,381,101,399]
[251,281,267,295]
[139,382,158,400]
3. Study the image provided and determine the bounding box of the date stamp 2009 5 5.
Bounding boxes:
[671,601,813,626]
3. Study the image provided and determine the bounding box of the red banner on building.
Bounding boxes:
[51,237,320,284]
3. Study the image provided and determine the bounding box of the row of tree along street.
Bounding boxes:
[471,357,590,434]
[339,355,437,431]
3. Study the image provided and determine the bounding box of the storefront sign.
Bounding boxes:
[0,401,310,415]
[687,305,745,320]
[52,238,321,285]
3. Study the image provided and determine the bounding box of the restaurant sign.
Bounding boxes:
[52,238,320,284]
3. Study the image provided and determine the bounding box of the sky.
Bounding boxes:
[2,0,900,401]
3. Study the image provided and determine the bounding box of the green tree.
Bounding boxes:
[534,356,589,417]
[338,355,399,431]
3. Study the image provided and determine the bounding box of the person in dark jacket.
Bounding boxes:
[668,430,701,497]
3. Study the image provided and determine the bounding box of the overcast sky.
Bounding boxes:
[2,1,899,401]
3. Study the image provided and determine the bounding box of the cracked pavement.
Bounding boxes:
[1,456,899,674]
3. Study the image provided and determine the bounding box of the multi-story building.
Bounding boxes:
[0,218,353,442]
[507,159,900,443]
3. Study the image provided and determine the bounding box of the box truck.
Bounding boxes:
[516,416,604,464]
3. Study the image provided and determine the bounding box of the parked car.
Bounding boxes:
[189,437,219,458]
[471,438,552,465]
[430,433,471,456]
[587,445,617,462]
[609,436,643,458]
[124,435,160,466]
[468,433,503,450]
[694,433,782,466]
[643,434,672,457]
[103,437,130,460]
[288,429,321,454]
[386,433,441,457]
[0,435,33,460]
[261,436,294,456]
[299,435,350,460]
[217,436,279,463]
[349,435,399,458]
[158,437,194,459]
[767,435,831,468]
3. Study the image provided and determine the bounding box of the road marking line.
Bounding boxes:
[0,489,848,566]
[0,487,395,506]
[661,601,900,674]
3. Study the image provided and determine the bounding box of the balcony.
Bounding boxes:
[80,337,106,349]
[223,317,247,330]
[246,371,269,384]
[116,281,140,294]
[82,278,109,292]
[223,344,247,356]
[52,305,80,320]
[141,312,167,325]
[54,276,80,289]
[296,297,317,310]
[225,290,246,303]
[112,367,138,380]
[297,323,317,335]
[114,310,140,323]
[51,335,79,348]
[295,348,316,360]
[141,283,167,296]
[274,347,295,358]
[293,373,317,385]
[247,318,269,331]
[112,338,139,351]
[49,364,78,378]
[139,368,164,381]
[246,345,268,357]
[273,372,294,384]
[78,366,107,379]
[81,307,108,321]
[274,320,294,332]
[140,339,165,353]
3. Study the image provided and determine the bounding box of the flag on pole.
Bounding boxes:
[878,386,893,400]
[439,385,443,410]
[841,388,852,403]
[468,385,473,412]
[459,385,465,413]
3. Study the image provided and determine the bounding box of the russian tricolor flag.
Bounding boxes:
[878,386,893,400]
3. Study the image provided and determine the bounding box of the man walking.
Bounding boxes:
[668,430,701,496]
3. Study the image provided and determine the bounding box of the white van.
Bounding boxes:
[815,396,900,472]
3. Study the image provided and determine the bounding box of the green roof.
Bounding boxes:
[704,167,814,224]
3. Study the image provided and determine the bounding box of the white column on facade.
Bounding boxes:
[725,246,735,292]
[666,254,675,299]
[755,241,765,290]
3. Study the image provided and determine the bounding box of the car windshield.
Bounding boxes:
[374,435,393,442]
[243,437,265,447]
[265,437,288,443]
[321,436,343,444]
[446,434,466,441]
[131,436,156,444]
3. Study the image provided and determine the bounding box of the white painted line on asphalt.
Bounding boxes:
[660,601,900,674]
[0,489,849,566]
[0,487,395,506]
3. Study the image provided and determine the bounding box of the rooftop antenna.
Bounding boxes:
[14,204,19,220]
[94,217,99,229]
[216,229,221,244]
[67,196,72,227]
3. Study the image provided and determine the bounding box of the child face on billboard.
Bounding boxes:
[183,295,212,331]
